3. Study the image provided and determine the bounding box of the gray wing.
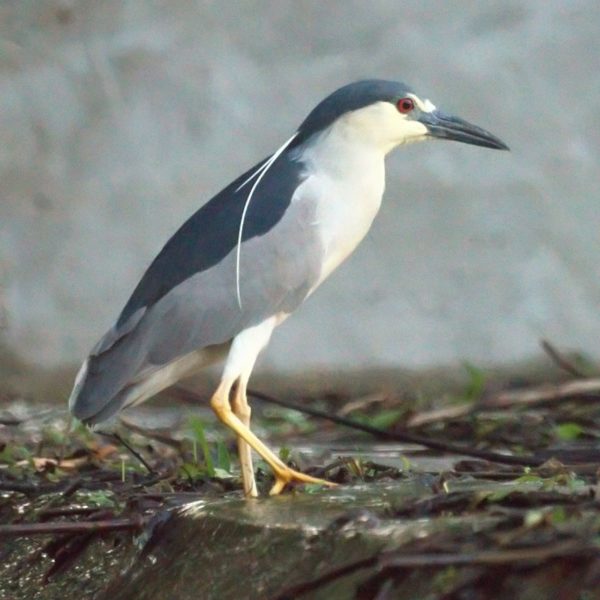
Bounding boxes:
[69,176,324,423]
[142,191,323,366]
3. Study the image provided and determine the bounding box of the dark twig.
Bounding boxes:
[38,506,105,520]
[42,532,95,583]
[244,389,544,468]
[0,481,60,495]
[60,476,83,498]
[0,416,23,426]
[272,541,598,600]
[394,489,597,519]
[380,541,598,567]
[97,430,155,475]
[541,339,588,379]
[0,515,148,538]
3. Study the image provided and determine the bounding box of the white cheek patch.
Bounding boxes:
[421,98,437,112]
[329,99,431,153]
[397,120,429,145]
[408,94,436,113]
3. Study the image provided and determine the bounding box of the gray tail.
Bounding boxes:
[68,310,149,425]
[68,356,132,425]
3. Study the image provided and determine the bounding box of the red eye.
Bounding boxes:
[396,97,415,114]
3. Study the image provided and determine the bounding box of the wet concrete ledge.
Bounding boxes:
[99,479,434,600]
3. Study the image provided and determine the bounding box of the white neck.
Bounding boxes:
[294,125,388,287]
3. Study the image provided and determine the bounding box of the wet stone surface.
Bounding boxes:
[102,480,434,600]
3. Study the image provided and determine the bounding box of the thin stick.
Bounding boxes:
[489,378,600,408]
[541,339,589,379]
[97,430,155,475]
[248,389,548,467]
[273,541,598,600]
[406,404,474,427]
[0,516,147,538]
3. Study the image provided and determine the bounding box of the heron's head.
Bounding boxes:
[295,79,509,154]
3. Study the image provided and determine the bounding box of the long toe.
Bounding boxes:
[268,467,337,496]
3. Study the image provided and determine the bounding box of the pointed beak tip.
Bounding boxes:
[485,138,510,152]
[422,110,510,152]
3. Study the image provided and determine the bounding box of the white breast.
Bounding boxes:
[294,128,387,290]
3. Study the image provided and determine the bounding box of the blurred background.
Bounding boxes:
[1,0,599,400]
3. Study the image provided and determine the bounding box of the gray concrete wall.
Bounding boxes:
[1,0,599,384]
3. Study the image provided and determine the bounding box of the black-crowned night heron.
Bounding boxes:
[69,79,508,497]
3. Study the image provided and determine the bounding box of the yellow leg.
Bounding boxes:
[231,380,258,498]
[210,381,336,495]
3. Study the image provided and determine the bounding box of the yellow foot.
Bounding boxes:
[269,467,338,496]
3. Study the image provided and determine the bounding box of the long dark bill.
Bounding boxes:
[420,110,509,150]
